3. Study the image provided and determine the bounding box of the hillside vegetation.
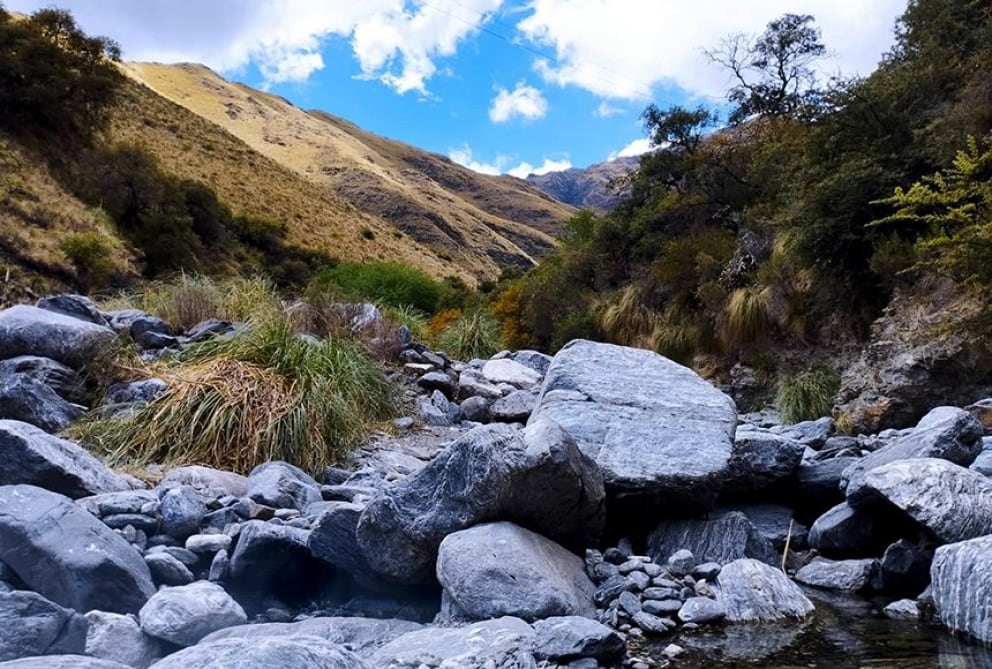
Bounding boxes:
[490,1,992,413]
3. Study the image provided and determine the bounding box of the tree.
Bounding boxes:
[708,13,826,124]
[0,6,122,137]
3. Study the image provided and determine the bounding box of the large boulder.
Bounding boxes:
[863,458,992,543]
[370,617,536,668]
[159,466,247,501]
[793,457,859,516]
[0,375,84,432]
[309,502,379,587]
[0,305,115,368]
[528,339,736,514]
[795,557,882,592]
[723,427,804,497]
[228,520,325,610]
[436,522,596,622]
[0,485,155,613]
[356,419,604,584]
[532,616,625,664]
[84,611,162,669]
[807,502,884,558]
[648,511,778,566]
[0,591,87,662]
[0,420,132,498]
[716,559,814,622]
[842,407,982,507]
[139,581,246,647]
[147,636,371,669]
[0,356,79,402]
[931,535,992,643]
[0,658,131,668]
[200,617,423,655]
[36,295,108,326]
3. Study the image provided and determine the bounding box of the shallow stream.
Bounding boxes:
[646,590,992,668]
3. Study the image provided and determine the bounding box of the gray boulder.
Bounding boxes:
[864,458,992,543]
[648,511,778,566]
[200,617,423,654]
[103,379,168,406]
[139,581,246,647]
[159,466,247,501]
[0,375,84,432]
[734,504,808,550]
[308,501,379,587]
[715,559,814,622]
[36,295,108,326]
[148,635,371,669]
[0,356,78,401]
[528,339,736,513]
[795,557,883,591]
[85,611,162,669]
[931,535,992,643]
[678,597,726,624]
[509,350,553,375]
[356,419,604,584]
[972,437,992,477]
[228,520,323,608]
[246,461,321,510]
[723,428,804,496]
[370,617,536,668]
[0,591,86,662]
[0,305,115,368]
[458,396,491,423]
[145,553,195,587]
[158,485,207,539]
[532,616,624,663]
[482,358,542,387]
[436,522,596,621]
[794,457,858,514]
[0,485,155,613]
[807,502,881,558]
[843,407,983,507]
[0,657,131,668]
[0,420,132,498]
[770,418,833,449]
[883,599,921,621]
[76,490,159,518]
[880,539,933,595]
[490,390,537,423]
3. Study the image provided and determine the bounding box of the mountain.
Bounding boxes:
[120,63,574,281]
[526,156,641,211]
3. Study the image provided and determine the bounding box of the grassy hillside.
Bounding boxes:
[121,63,571,281]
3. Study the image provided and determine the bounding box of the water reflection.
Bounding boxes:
[645,590,992,668]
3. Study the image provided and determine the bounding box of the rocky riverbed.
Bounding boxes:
[0,294,991,668]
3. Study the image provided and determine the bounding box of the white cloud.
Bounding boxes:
[5,0,504,92]
[595,101,623,118]
[507,158,572,178]
[489,82,549,123]
[608,138,653,161]
[516,0,906,100]
[449,145,569,178]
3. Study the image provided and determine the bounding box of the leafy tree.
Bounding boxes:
[707,13,826,124]
[0,6,122,137]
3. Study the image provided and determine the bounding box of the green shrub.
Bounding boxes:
[306,262,444,313]
[72,320,396,474]
[60,231,117,290]
[722,286,770,348]
[141,274,282,331]
[775,366,840,423]
[437,311,502,360]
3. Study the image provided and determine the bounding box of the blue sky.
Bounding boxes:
[8,0,907,175]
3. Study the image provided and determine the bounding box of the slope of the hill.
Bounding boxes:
[526,156,641,211]
[121,62,573,280]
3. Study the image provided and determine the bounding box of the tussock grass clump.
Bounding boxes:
[650,321,703,365]
[437,311,502,360]
[722,286,771,347]
[73,320,397,474]
[775,366,840,424]
[141,274,282,331]
[599,285,658,347]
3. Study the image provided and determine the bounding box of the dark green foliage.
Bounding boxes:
[60,231,117,290]
[775,366,840,423]
[306,261,445,313]
[0,6,122,138]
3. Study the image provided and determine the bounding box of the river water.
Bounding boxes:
[644,590,992,668]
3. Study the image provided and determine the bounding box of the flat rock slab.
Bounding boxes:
[0,420,133,499]
[716,559,814,622]
[0,485,155,614]
[436,522,596,621]
[370,617,536,668]
[931,535,992,643]
[795,557,882,592]
[147,635,371,669]
[529,340,736,512]
[201,617,423,655]
[864,458,992,543]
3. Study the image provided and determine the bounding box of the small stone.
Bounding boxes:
[594,576,629,607]
[883,599,921,621]
[627,571,651,591]
[618,558,646,574]
[642,599,682,617]
[663,644,685,659]
[668,549,695,576]
[643,563,664,578]
[694,580,716,598]
[145,552,194,586]
[618,591,642,616]
[678,597,726,624]
[186,534,232,554]
[692,562,722,581]
[642,587,680,601]
[632,611,670,634]
[208,549,229,582]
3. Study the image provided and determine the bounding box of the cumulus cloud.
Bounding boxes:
[516,0,906,100]
[489,82,549,123]
[507,158,572,178]
[5,0,503,93]
[449,145,569,178]
[595,101,623,118]
[608,138,653,161]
